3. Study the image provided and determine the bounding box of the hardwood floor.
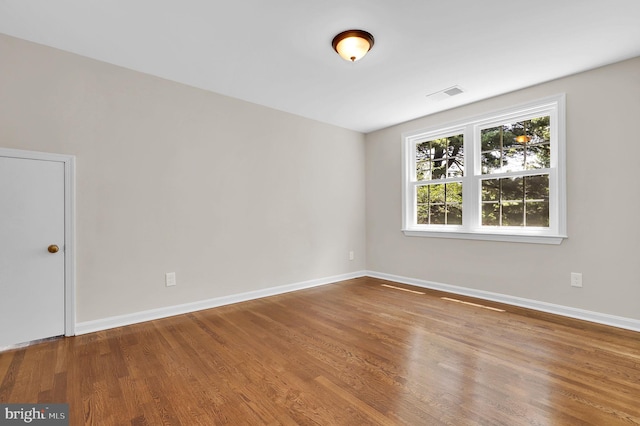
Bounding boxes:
[1,277,639,425]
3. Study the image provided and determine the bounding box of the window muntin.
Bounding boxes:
[402,95,566,244]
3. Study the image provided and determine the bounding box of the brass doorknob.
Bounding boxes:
[48,245,59,254]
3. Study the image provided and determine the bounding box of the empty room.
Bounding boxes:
[1,1,639,425]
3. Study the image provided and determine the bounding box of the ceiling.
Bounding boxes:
[1,1,639,133]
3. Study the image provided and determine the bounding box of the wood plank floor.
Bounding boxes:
[1,276,639,425]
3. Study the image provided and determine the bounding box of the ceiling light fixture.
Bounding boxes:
[332,29,375,62]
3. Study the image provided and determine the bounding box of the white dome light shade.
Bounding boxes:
[332,30,375,62]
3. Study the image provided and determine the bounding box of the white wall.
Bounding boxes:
[366,57,640,321]
[0,34,366,322]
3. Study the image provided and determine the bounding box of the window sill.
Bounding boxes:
[402,229,567,245]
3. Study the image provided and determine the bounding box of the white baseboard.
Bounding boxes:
[75,270,640,335]
[367,271,640,333]
[75,271,367,335]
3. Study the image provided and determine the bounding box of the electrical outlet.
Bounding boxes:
[165,272,176,287]
[349,251,355,261]
[570,272,582,288]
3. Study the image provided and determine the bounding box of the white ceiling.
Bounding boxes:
[1,1,639,133]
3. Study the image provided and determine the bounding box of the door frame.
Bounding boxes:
[0,147,76,336]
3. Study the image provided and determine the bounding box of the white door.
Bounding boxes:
[0,155,65,347]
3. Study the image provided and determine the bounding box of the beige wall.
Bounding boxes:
[2,32,639,325]
[366,56,640,321]
[0,34,366,322]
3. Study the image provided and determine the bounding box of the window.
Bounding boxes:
[416,134,464,225]
[402,95,566,244]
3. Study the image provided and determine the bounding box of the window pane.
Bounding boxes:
[502,146,525,172]
[431,138,448,156]
[530,116,551,143]
[447,156,464,178]
[432,160,447,180]
[481,150,501,174]
[524,175,550,227]
[415,183,463,225]
[525,202,549,227]
[502,202,524,226]
[430,204,445,224]
[447,135,464,157]
[415,134,464,181]
[447,204,463,225]
[416,160,431,180]
[526,144,551,169]
[446,181,463,204]
[525,175,549,200]
[417,204,429,225]
[481,126,503,151]
[429,183,445,203]
[417,185,429,203]
[482,203,500,226]
[445,135,464,177]
[501,177,523,201]
[416,141,430,162]
[482,179,500,201]
[481,174,549,228]
[481,116,550,174]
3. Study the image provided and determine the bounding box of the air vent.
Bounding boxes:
[443,86,464,96]
[426,85,464,102]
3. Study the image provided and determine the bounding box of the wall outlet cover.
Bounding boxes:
[166,272,177,287]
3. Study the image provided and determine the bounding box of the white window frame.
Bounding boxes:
[402,94,567,244]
